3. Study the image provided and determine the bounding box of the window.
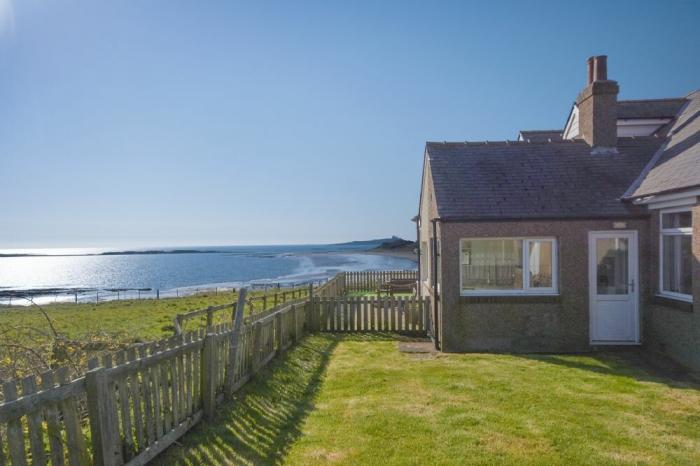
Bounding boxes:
[595,237,629,295]
[460,238,557,295]
[659,209,693,302]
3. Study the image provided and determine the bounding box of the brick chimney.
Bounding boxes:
[576,55,618,153]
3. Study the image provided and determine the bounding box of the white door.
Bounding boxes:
[588,231,639,344]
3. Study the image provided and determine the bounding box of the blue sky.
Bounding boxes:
[0,0,698,248]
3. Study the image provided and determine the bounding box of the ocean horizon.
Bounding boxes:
[0,241,417,305]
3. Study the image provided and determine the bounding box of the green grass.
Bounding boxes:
[156,334,700,465]
[0,289,303,381]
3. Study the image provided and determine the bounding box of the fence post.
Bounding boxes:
[85,362,123,466]
[174,314,183,336]
[291,304,299,343]
[202,333,217,420]
[308,283,315,331]
[206,307,214,332]
[225,289,247,399]
[251,321,263,374]
[274,312,283,351]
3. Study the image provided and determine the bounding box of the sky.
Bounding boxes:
[0,0,698,248]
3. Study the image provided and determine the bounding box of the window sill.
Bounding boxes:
[460,294,562,304]
[651,294,694,312]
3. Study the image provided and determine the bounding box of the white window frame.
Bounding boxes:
[459,237,558,296]
[658,207,693,303]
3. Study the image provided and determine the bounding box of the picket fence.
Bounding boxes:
[172,284,312,335]
[0,270,423,466]
[314,270,418,297]
[0,291,308,466]
[343,270,418,292]
[313,296,428,333]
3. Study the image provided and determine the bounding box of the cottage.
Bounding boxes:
[418,56,700,371]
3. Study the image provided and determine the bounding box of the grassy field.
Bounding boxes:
[156,334,700,465]
[0,288,303,381]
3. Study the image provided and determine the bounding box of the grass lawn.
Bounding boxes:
[0,289,300,381]
[156,334,700,465]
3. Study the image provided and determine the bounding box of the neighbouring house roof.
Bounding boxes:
[518,130,563,143]
[617,98,686,120]
[625,90,700,198]
[562,97,686,140]
[426,137,663,220]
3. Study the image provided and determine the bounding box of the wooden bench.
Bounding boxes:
[377,279,417,297]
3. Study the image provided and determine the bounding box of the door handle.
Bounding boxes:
[628,279,635,293]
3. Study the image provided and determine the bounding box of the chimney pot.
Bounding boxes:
[587,57,595,84]
[593,55,608,81]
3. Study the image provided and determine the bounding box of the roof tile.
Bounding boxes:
[427,138,663,220]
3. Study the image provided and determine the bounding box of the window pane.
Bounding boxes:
[528,240,553,288]
[662,211,692,229]
[461,239,523,290]
[596,238,629,295]
[662,235,692,295]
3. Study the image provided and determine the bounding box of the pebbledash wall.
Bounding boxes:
[644,203,700,371]
[437,217,652,353]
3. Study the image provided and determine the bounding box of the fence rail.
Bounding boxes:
[343,270,419,292]
[314,270,419,297]
[0,270,423,466]
[172,284,312,335]
[312,296,428,333]
[0,282,322,307]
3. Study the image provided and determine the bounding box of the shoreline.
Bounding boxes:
[364,248,418,262]
[0,248,417,305]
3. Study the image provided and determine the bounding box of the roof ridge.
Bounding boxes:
[427,139,580,146]
[519,129,563,133]
[618,97,685,104]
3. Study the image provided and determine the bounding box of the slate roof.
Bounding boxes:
[426,137,664,220]
[518,130,563,143]
[626,90,700,198]
[617,98,686,119]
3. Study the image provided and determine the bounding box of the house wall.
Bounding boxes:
[437,218,651,353]
[418,157,438,293]
[644,203,700,371]
[417,156,443,346]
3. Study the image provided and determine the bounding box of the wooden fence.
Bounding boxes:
[314,270,419,297]
[343,270,418,293]
[0,291,309,466]
[314,273,345,298]
[173,284,312,335]
[0,270,423,466]
[311,296,428,334]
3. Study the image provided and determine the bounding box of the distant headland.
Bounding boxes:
[0,237,417,258]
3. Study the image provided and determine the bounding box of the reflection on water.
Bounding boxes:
[0,244,416,305]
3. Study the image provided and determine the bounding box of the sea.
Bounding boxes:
[0,242,417,305]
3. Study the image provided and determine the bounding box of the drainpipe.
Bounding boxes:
[411,215,420,298]
[431,218,440,350]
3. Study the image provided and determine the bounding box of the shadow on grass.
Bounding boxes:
[153,334,341,465]
[519,350,700,390]
[318,331,429,343]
